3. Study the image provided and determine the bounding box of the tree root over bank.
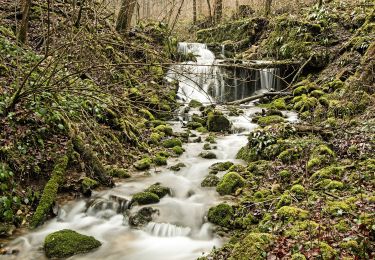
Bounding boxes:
[226,92,291,105]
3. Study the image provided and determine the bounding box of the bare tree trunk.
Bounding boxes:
[214,0,222,23]
[193,0,197,24]
[265,0,272,16]
[206,0,212,23]
[116,0,137,32]
[318,0,323,7]
[17,0,32,44]
[171,0,185,31]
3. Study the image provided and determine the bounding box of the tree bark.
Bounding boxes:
[214,0,222,23]
[318,0,323,8]
[206,0,212,23]
[193,0,197,24]
[265,0,272,16]
[116,0,137,32]
[17,0,32,44]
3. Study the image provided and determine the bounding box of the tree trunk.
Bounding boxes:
[318,0,323,8]
[116,0,137,32]
[265,0,272,16]
[193,0,197,24]
[17,0,32,44]
[214,0,222,23]
[206,0,212,23]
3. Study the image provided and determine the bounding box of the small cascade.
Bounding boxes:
[86,195,129,218]
[145,222,191,237]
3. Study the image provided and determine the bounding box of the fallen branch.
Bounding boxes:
[226,91,291,105]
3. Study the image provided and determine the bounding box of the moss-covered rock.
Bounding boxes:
[256,115,285,126]
[196,126,208,133]
[290,184,306,195]
[277,147,301,163]
[201,174,220,187]
[209,161,234,172]
[169,162,186,171]
[154,124,173,136]
[81,177,99,195]
[187,121,203,130]
[134,157,152,170]
[199,151,217,159]
[207,112,231,132]
[153,155,167,166]
[229,233,274,260]
[150,132,162,144]
[131,192,160,205]
[129,207,159,227]
[318,242,337,260]
[324,201,352,216]
[44,229,101,258]
[216,172,245,195]
[277,206,309,221]
[162,138,182,148]
[144,183,171,198]
[172,145,184,155]
[107,167,130,178]
[291,253,307,260]
[189,99,203,108]
[207,203,233,228]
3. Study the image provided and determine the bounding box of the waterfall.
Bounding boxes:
[145,222,191,237]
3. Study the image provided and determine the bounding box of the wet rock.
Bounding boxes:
[207,112,231,132]
[209,161,234,172]
[189,99,203,108]
[201,174,220,187]
[129,207,159,227]
[152,155,167,166]
[169,162,186,171]
[162,138,182,148]
[199,151,217,159]
[81,177,99,197]
[144,183,171,198]
[0,223,15,237]
[107,166,131,178]
[192,136,202,143]
[203,143,211,150]
[186,121,203,130]
[172,146,184,155]
[44,229,101,258]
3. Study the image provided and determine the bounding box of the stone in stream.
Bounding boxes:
[207,111,231,132]
[201,174,220,187]
[134,157,152,170]
[169,162,186,171]
[144,183,171,198]
[216,172,245,195]
[130,192,160,206]
[44,229,101,258]
[199,151,217,159]
[129,207,160,227]
[0,223,15,237]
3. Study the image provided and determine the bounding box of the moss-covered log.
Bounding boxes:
[30,156,69,228]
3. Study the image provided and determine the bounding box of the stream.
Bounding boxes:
[2,43,297,260]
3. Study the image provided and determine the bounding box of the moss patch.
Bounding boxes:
[216,172,245,195]
[207,203,234,228]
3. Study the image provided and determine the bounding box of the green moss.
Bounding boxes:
[196,126,208,133]
[205,135,217,143]
[254,188,272,200]
[189,99,203,108]
[310,165,344,180]
[44,229,101,258]
[292,95,318,113]
[310,89,325,98]
[290,184,305,195]
[293,86,308,96]
[209,161,234,172]
[278,148,301,163]
[139,108,155,121]
[169,162,186,171]
[172,146,184,155]
[284,220,319,238]
[187,121,203,130]
[144,183,170,198]
[201,174,220,187]
[203,143,211,150]
[229,233,274,260]
[318,242,337,260]
[131,192,160,205]
[150,132,162,144]
[256,115,285,126]
[31,156,69,228]
[207,112,231,132]
[334,220,350,232]
[216,172,245,195]
[270,98,287,110]
[277,206,309,221]
[153,155,167,166]
[279,170,291,180]
[324,201,352,216]
[162,138,182,148]
[236,146,258,162]
[291,253,307,260]
[107,167,130,178]
[316,179,344,190]
[277,192,292,208]
[199,151,217,159]
[81,177,99,194]
[154,124,173,136]
[134,157,152,170]
[207,203,233,228]
[339,240,359,252]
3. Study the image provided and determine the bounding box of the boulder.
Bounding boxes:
[207,112,231,132]
[129,207,159,227]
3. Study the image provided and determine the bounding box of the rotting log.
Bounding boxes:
[226,92,291,105]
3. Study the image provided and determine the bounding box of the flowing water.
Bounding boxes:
[2,43,296,260]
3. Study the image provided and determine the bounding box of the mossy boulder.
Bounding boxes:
[172,146,184,155]
[216,172,245,195]
[150,132,162,144]
[144,183,171,198]
[290,184,305,196]
[134,157,152,170]
[209,161,234,173]
[107,167,130,178]
[256,115,285,126]
[291,253,307,260]
[199,151,217,159]
[277,206,309,221]
[44,229,101,258]
[196,126,208,133]
[169,162,186,171]
[187,121,203,130]
[189,99,203,108]
[152,155,167,166]
[129,207,159,227]
[229,233,274,260]
[201,174,220,187]
[277,147,301,163]
[154,124,173,136]
[207,203,233,228]
[162,138,182,148]
[131,192,160,205]
[270,98,287,110]
[207,112,231,132]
